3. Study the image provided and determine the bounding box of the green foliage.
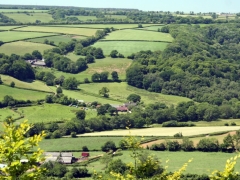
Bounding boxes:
[76,110,86,120]
[99,87,110,98]
[110,50,118,58]
[42,161,67,178]
[127,94,141,103]
[111,71,119,81]
[62,77,79,90]
[101,141,117,152]
[10,81,15,88]
[106,159,127,174]
[82,146,89,152]
[56,86,62,94]
[197,138,219,152]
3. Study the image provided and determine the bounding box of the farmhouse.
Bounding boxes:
[117,106,128,112]
[44,152,74,164]
[25,59,46,67]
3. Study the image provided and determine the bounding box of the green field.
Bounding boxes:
[0,26,22,30]
[39,136,126,151]
[0,85,47,101]
[1,9,48,12]
[67,15,97,21]
[0,108,21,122]
[93,41,169,56]
[0,41,53,55]
[16,26,100,36]
[89,151,240,175]
[0,75,53,92]
[0,31,56,42]
[102,29,174,42]
[5,13,53,23]
[141,25,165,31]
[27,35,86,45]
[79,82,190,105]
[105,15,128,19]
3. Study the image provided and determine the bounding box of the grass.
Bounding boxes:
[77,126,240,137]
[0,31,56,42]
[141,25,164,31]
[105,15,128,19]
[102,29,174,42]
[0,85,47,101]
[16,26,100,36]
[65,52,86,61]
[1,75,53,92]
[0,41,53,55]
[0,26,22,30]
[195,120,240,127]
[39,137,125,151]
[92,41,170,56]
[37,57,132,80]
[0,108,20,122]
[5,13,53,23]
[1,9,48,12]
[66,15,97,21]
[79,82,190,105]
[27,35,86,45]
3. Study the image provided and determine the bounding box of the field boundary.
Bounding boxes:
[99,39,172,43]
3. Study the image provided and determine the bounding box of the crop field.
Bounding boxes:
[16,26,100,36]
[0,41,53,55]
[0,9,48,12]
[66,15,97,21]
[79,82,190,105]
[39,137,126,151]
[0,75,53,92]
[0,85,47,101]
[5,13,53,23]
[0,108,20,122]
[78,126,240,137]
[0,26,22,30]
[141,25,164,31]
[89,151,240,175]
[93,41,170,56]
[27,35,86,45]
[0,31,56,42]
[102,29,174,42]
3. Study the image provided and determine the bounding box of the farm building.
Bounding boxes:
[25,59,46,67]
[81,152,90,157]
[117,106,128,112]
[44,152,74,164]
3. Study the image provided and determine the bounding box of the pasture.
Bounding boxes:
[79,82,191,105]
[4,13,53,23]
[93,41,169,56]
[0,26,22,30]
[0,85,47,101]
[0,108,20,122]
[0,75,53,92]
[141,25,164,31]
[0,41,53,55]
[77,126,240,137]
[16,26,100,36]
[0,31,56,42]
[102,29,174,42]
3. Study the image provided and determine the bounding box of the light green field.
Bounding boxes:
[0,85,47,101]
[0,41,53,55]
[0,31,56,42]
[1,9,48,12]
[195,120,240,127]
[37,57,132,80]
[0,108,20,122]
[102,29,174,42]
[27,35,86,45]
[79,82,190,105]
[5,13,53,23]
[0,26,22,30]
[141,25,164,31]
[16,26,100,36]
[90,151,240,175]
[0,75,53,92]
[93,41,169,56]
[78,126,240,137]
[67,15,97,21]
[105,15,128,19]
[65,53,85,62]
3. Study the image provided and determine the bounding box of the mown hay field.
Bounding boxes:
[0,85,47,101]
[5,13,53,23]
[0,75,53,92]
[16,26,100,36]
[79,82,191,105]
[102,29,174,42]
[92,41,169,56]
[0,41,53,55]
[78,126,240,137]
[0,31,56,42]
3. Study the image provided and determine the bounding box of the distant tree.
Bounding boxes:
[84,78,90,83]
[107,159,127,174]
[22,53,33,60]
[45,95,53,103]
[85,54,95,63]
[43,39,49,44]
[111,71,119,81]
[101,141,116,152]
[32,50,42,60]
[138,24,143,28]
[56,87,63,94]
[93,48,104,59]
[211,13,218,19]
[91,73,100,82]
[52,130,62,139]
[49,41,54,46]
[127,94,141,102]
[0,75,2,84]
[118,53,125,58]
[35,19,41,23]
[63,77,78,90]
[160,26,169,33]
[0,41,4,46]
[110,50,118,58]
[76,110,86,120]
[100,71,109,82]
[82,146,89,152]
[10,81,15,88]
[99,87,110,98]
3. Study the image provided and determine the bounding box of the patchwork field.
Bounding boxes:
[93,41,169,56]
[27,35,86,45]
[0,85,47,101]
[0,41,53,55]
[5,13,53,23]
[141,25,165,31]
[0,75,53,92]
[0,31,56,42]
[0,26,22,30]
[15,26,100,36]
[78,126,240,137]
[79,82,191,105]
[1,9,48,12]
[102,29,174,42]
[0,108,20,122]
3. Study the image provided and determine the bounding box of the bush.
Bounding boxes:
[71,132,77,138]
[51,130,62,139]
[44,132,52,139]
[166,141,181,151]
[173,132,183,137]
[151,143,166,151]
[231,122,236,126]
[197,138,219,152]
[224,123,229,126]
[82,146,89,152]
[162,120,195,127]
[106,159,127,174]
[101,141,117,152]
[181,138,195,152]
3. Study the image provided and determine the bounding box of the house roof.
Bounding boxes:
[82,152,90,157]
[61,157,72,164]
[33,61,46,66]
[61,152,73,157]
[45,157,58,162]
[117,106,128,111]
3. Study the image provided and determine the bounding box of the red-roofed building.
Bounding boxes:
[81,152,90,157]
[117,106,128,112]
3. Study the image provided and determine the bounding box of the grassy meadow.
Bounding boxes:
[0,41,53,55]
[5,13,53,23]
[0,108,20,122]
[141,25,165,31]
[0,85,47,101]
[79,82,190,105]
[0,26,22,30]
[102,29,174,42]
[93,41,170,56]
[16,26,100,36]
[0,31,56,42]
